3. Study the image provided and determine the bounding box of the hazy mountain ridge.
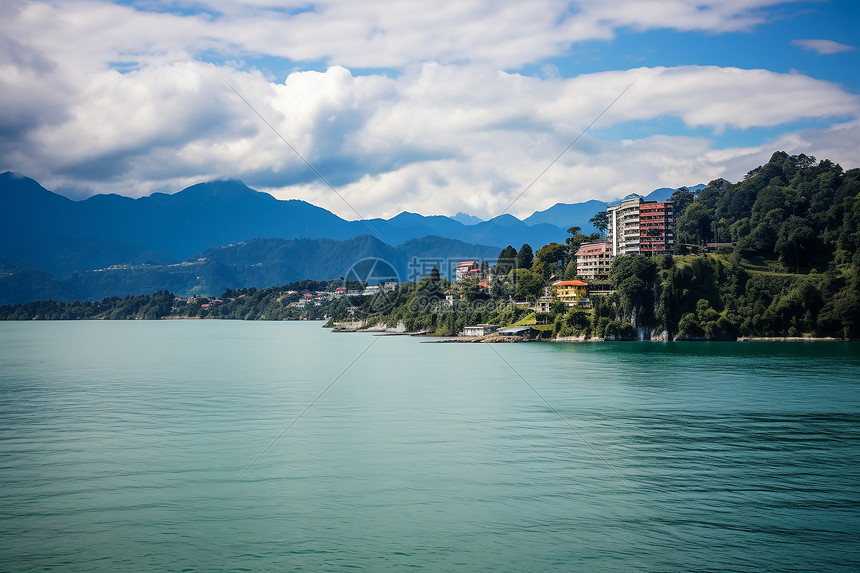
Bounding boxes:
[1,173,574,271]
[0,172,700,303]
[0,235,501,304]
[643,184,707,202]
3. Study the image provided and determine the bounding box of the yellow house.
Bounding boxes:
[552,280,588,306]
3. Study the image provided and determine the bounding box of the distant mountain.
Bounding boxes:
[0,171,704,303]
[0,235,501,304]
[0,172,568,277]
[643,184,706,202]
[642,187,674,202]
[452,212,484,225]
[520,187,702,231]
[523,199,608,231]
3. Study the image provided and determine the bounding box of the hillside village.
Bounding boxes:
[427,193,678,336]
[342,152,860,341]
[3,152,859,341]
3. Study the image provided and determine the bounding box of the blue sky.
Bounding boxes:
[1,0,858,219]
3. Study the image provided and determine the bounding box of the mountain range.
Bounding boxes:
[0,172,699,304]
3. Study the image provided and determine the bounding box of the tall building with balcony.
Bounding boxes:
[639,201,675,255]
[607,195,644,256]
[607,195,675,257]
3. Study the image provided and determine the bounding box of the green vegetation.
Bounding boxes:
[0,282,341,321]
[643,151,859,339]
[3,151,858,340]
[360,152,860,340]
[356,274,532,336]
[0,291,180,321]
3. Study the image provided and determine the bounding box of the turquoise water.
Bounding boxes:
[1,321,859,571]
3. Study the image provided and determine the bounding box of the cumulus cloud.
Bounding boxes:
[3,58,859,215]
[249,63,860,218]
[792,39,857,55]
[4,0,807,71]
[1,1,858,219]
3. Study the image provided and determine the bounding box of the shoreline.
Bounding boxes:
[329,322,853,343]
[737,336,844,342]
[3,317,854,342]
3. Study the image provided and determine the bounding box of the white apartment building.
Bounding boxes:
[575,242,612,279]
[607,195,643,256]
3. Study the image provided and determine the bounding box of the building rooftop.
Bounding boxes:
[576,242,609,255]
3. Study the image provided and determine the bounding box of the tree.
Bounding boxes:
[836,182,860,264]
[461,277,491,303]
[676,202,713,247]
[510,268,543,301]
[533,243,568,279]
[566,226,595,248]
[490,277,512,299]
[413,275,443,308]
[677,299,737,340]
[737,208,783,258]
[562,260,578,280]
[496,245,518,274]
[670,187,696,218]
[516,244,534,270]
[609,255,658,327]
[589,211,609,236]
[775,216,817,271]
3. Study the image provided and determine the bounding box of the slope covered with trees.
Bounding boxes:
[353,152,860,340]
[592,152,860,339]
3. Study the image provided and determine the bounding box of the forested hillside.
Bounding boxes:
[674,151,859,270]
[586,151,860,339]
[355,152,860,340]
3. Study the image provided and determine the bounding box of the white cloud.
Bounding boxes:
[3,59,859,216]
[1,1,858,222]
[792,39,857,55]
[3,0,808,72]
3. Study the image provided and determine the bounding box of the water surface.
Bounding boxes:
[1,321,858,571]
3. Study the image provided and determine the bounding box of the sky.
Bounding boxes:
[2,0,859,220]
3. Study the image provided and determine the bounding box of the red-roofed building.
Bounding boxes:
[552,280,589,306]
[455,260,480,281]
[575,242,612,279]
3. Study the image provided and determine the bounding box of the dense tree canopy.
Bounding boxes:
[515,244,534,270]
[496,245,518,274]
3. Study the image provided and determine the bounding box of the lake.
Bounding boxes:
[1,321,859,571]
